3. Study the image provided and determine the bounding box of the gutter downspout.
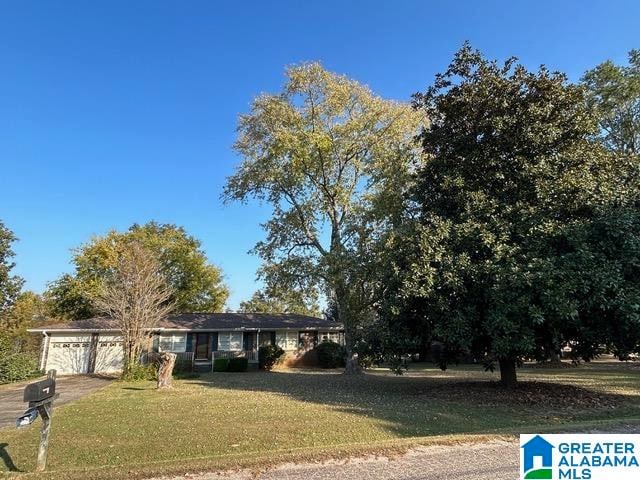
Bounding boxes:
[39,332,49,371]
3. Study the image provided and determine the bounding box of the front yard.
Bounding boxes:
[1,361,640,479]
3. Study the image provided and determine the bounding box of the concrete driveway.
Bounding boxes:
[0,375,112,429]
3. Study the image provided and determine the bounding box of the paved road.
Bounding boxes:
[164,425,640,480]
[259,441,517,480]
[0,375,112,429]
[164,440,519,480]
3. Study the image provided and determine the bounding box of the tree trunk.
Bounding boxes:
[344,350,361,375]
[123,340,143,375]
[333,281,362,375]
[157,352,177,389]
[498,357,517,387]
[124,339,141,375]
[343,329,362,375]
[549,349,562,364]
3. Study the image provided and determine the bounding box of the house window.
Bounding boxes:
[276,331,299,350]
[218,332,242,351]
[159,334,186,352]
[319,331,341,344]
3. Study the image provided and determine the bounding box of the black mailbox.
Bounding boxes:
[23,378,56,403]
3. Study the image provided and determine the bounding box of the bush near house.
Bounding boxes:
[228,357,249,372]
[121,363,156,382]
[316,341,346,368]
[213,358,230,372]
[0,332,41,384]
[258,344,285,370]
[0,352,41,384]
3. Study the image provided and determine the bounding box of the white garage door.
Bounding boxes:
[95,335,124,373]
[46,335,92,374]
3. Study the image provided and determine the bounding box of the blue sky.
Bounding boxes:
[1,1,638,309]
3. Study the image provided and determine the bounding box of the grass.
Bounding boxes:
[1,360,640,479]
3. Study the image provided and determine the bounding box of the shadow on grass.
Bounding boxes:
[0,443,19,472]
[190,367,636,437]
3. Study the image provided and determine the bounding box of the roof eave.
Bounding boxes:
[28,325,344,333]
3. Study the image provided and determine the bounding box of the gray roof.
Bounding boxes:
[29,313,343,332]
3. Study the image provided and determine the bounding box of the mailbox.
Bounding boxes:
[16,370,58,472]
[23,378,56,404]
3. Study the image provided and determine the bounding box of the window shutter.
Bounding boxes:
[243,332,253,351]
[210,332,218,352]
[186,333,193,352]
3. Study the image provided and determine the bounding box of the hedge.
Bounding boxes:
[316,341,346,368]
[228,357,249,372]
[213,358,230,372]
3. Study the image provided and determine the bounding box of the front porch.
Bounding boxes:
[180,349,260,372]
[168,331,267,371]
[155,328,343,372]
[194,331,265,359]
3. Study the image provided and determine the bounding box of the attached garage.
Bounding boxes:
[45,334,92,374]
[43,333,124,375]
[94,335,124,373]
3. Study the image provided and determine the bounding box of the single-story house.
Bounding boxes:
[29,313,345,375]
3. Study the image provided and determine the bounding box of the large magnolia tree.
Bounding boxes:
[401,44,640,386]
[224,63,422,373]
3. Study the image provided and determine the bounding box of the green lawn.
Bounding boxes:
[1,361,640,479]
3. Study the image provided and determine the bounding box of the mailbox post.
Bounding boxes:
[16,369,58,472]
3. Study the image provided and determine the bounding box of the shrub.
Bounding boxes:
[228,357,249,372]
[387,355,409,376]
[316,341,346,368]
[121,362,156,381]
[258,345,285,371]
[0,331,14,357]
[0,353,41,384]
[357,354,377,370]
[213,358,230,372]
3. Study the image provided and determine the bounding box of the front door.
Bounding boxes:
[243,332,256,351]
[195,333,210,360]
